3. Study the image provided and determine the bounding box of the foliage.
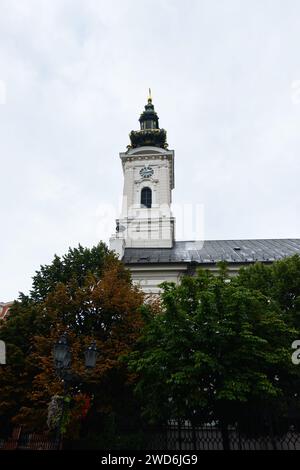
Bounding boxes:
[47,395,64,431]
[30,242,110,303]
[29,261,144,429]
[65,413,148,450]
[47,393,89,437]
[235,255,300,329]
[127,260,300,425]
[2,246,300,445]
[0,243,144,437]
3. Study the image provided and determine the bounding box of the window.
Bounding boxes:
[141,187,152,208]
[145,120,154,129]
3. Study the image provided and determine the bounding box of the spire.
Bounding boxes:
[128,91,168,149]
[139,91,159,130]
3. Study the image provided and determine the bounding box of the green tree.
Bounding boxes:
[127,261,300,427]
[236,255,300,329]
[29,242,110,303]
[0,243,145,438]
[27,261,144,435]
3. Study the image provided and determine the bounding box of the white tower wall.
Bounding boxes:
[110,146,175,257]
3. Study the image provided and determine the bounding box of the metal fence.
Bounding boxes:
[146,418,300,451]
[2,417,300,450]
[0,427,58,450]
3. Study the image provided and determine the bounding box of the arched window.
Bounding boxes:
[141,187,152,208]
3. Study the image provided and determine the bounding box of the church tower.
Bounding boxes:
[108,93,300,295]
[110,91,175,258]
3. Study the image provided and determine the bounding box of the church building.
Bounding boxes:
[110,93,300,294]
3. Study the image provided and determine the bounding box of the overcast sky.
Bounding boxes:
[0,0,300,301]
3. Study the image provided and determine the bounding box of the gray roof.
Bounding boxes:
[123,239,300,265]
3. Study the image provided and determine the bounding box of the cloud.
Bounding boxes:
[0,0,300,300]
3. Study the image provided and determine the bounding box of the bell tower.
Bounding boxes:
[110,91,175,258]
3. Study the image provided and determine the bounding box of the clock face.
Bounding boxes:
[140,166,154,178]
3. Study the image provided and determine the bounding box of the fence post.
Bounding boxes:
[269,416,277,451]
[192,423,197,451]
[220,421,230,450]
[178,421,182,451]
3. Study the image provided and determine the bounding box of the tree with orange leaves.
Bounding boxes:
[0,243,145,442]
